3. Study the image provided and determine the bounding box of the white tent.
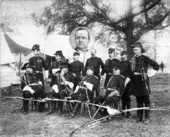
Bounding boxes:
[0,31,109,88]
[0,32,21,88]
[0,32,15,65]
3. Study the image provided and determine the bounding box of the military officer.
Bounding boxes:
[47,65,75,114]
[85,48,105,80]
[69,66,100,117]
[130,42,159,122]
[95,65,125,116]
[104,48,120,87]
[29,44,48,88]
[120,51,133,118]
[50,50,68,87]
[68,52,84,90]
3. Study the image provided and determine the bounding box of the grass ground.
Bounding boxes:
[0,73,170,137]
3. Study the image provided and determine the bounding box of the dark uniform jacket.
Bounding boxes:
[120,59,133,79]
[72,75,99,102]
[131,55,159,96]
[105,75,125,96]
[104,58,120,87]
[85,56,105,77]
[29,56,48,72]
[53,72,75,94]
[21,73,38,89]
[50,59,68,86]
[69,60,84,82]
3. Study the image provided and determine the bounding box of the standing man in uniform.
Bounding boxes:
[85,48,105,80]
[68,52,84,90]
[29,44,49,89]
[104,48,120,87]
[120,51,133,118]
[131,42,159,123]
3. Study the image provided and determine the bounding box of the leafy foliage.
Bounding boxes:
[33,0,170,55]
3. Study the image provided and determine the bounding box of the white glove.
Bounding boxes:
[124,77,130,87]
[83,81,87,86]
[52,68,60,75]
[45,70,49,79]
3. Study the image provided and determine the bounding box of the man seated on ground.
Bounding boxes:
[21,63,46,114]
[95,65,125,117]
[47,65,75,115]
[69,66,100,117]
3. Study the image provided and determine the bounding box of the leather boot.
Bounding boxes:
[126,103,131,118]
[145,103,150,121]
[23,100,29,114]
[47,101,54,115]
[39,102,45,112]
[121,104,125,117]
[137,110,143,122]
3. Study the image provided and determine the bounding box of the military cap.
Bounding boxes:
[108,48,115,54]
[133,42,145,53]
[73,52,80,56]
[32,44,40,51]
[54,50,64,57]
[86,66,94,72]
[121,51,128,56]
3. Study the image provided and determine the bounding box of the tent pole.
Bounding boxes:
[19,53,21,76]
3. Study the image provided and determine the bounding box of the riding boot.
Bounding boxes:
[137,110,143,122]
[145,103,150,121]
[23,100,29,114]
[58,102,63,114]
[137,103,143,122]
[47,101,54,115]
[121,104,126,117]
[126,103,131,118]
[39,102,45,112]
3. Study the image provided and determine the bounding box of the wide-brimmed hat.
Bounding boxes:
[108,48,115,54]
[69,26,95,52]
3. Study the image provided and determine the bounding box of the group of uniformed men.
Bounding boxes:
[21,27,160,123]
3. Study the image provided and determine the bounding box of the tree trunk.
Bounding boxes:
[126,40,134,60]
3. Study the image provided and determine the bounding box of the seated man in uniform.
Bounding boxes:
[95,65,125,116]
[47,65,75,114]
[21,63,46,114]
[69,66,100,117]
[50,50,68,87]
